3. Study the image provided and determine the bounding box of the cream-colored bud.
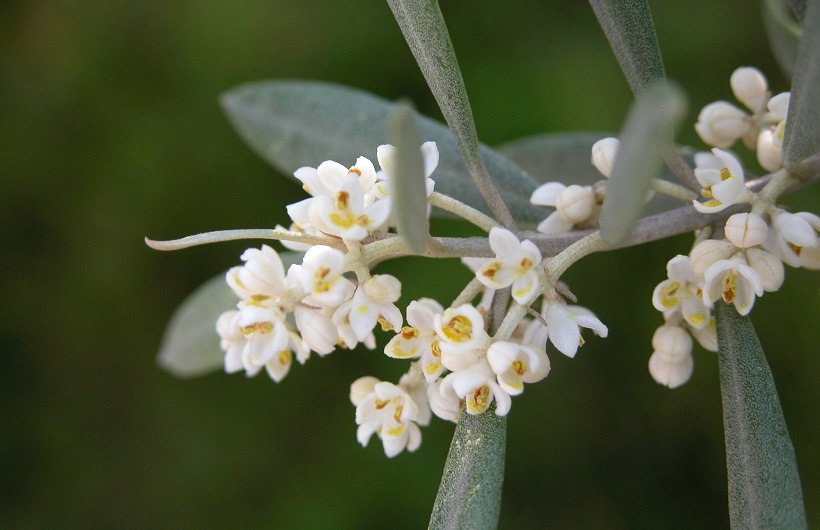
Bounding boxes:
[651,325,693,362]
[746,248,784,292]
[591,137,619,178]
[695,101,751,148]
[648,350,694,389]
[725,213,768,248]
[730,67,769,111]
[556,185,596,224]
[350,376,380,406]
[690,239,736,277]
[756,129,783,172]
[799,244,820,270]
[364,274,402,304]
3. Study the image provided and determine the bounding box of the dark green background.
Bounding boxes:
[1,1,817,528]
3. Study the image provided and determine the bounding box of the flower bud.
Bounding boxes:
[651,325,693,362]
[648,349,694,389]
[689,239,736,277]
[364,274,401,304]
[730,67,768,111]
[767,92,790,121]
[745,248,784,292]
[725,213,768,248]
[695,101,751,148]
[591,137,619,178]
[556,185,596,224]
[350,376,379,406]
[756,129,783,172]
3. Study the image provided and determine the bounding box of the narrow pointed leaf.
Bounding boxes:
[714,302,807,529]
[388,102,428,253]
[784,0,820,165]
[588,0,665,96]
[157,251,304,378]
[157,273,237,378]
[763,0,802,77]
[429,406,506,530]
[599,82,687,245]
[221,80,542,221]
[387,0,514,227]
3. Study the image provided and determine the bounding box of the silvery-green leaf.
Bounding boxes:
[764,0,802,77]
[588,0,665,96]
[386,0,514,227]
[789,0,808,20]
[784,0,820,165]
[429,406,506,530]
[388,102,428,253]
[715,302,808,529]
[599,83,687,245]
[157,274,237,378]
[157,251,303,378]
[221,81,542,222]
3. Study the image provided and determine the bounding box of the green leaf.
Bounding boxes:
[599,82,687,245]
[429,406,506,530]
[588,0,665,96]
[156,273,237,378]
[221,80,542,222]
[388,102,428,253]
[784,0,820,165]
[715,302,807,529]
[386,0,515,227]
[789,0,808,20]
[764,0,803,77]
[157,251,304,378]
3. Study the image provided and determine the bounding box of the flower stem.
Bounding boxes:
[144,229,344,251]
[428,192,500,232]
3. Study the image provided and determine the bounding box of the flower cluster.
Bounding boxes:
[647,66,819,388]
[694,67,789,172]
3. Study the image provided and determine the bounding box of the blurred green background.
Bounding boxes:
[1,0,817,528]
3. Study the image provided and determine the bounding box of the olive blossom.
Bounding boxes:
[530,182,598,233]
[692,149,751,214]
[652,255,711,330]
[475,227,543,304]
[384,298,446,382]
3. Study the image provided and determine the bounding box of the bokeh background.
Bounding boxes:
[1,0,817,528]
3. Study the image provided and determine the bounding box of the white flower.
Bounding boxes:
[692,149,750,213]
[216,309,245,373]
[764,209,820,269]
[695,101,751,148]
[526,302,608,358]
[226,245,288,302]
[475,227,543,304]
[384,299,446,382]
[745,248,784,292]
[724,213,768,248]
[486,341,550,395]
[702,255,764,316]
[648,325,694,389]
[461,257,496,310]
[591,137,619,178]
[333,275,403,345]
[434,304,489,366]
[374,141,439,201]
[439,359,512,416]
[354,380,423,457]
[294,303,340,355]
[730,67,769,112]
[310,172,392,241]
[298,245,351,307]
[427,379,461,422]
[530,182,597,233]
[652,255,710,329]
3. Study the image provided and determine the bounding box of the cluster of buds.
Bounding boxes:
[647,67,819,388]
[213,142,609,457]
[694,67,789,172]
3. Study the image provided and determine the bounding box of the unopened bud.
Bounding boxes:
[690,239,736,277]
[591,137,619,178]
[364,274,402,304]
[556,185,596,224]
[730,67,768,111]
[746,248,784,292]
[695,101,750,148]
[350,376,379,406]
[725,213,768,248]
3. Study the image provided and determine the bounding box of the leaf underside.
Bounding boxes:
[783,0,820,165]
[221,80,542,222]
[715,302,807,529]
